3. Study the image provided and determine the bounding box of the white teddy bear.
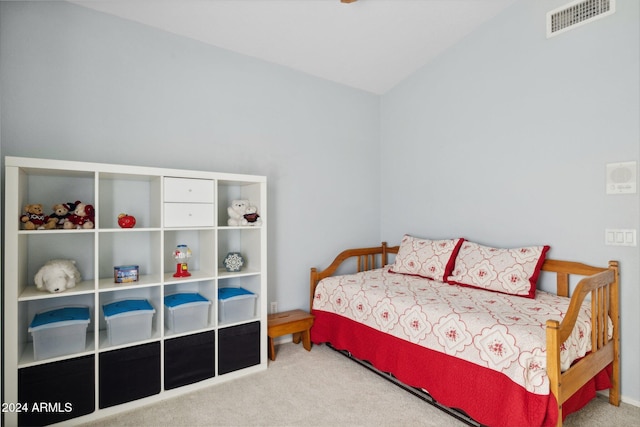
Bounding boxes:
[34,259,82,293]
[243,205,262,226]
[227,199,249,226]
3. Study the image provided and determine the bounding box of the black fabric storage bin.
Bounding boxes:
[164,331,215,390]
[99,342,160,408]
[218,321,260,375]
[18,355,95,426]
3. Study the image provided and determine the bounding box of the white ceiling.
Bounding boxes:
[70,0,518,94]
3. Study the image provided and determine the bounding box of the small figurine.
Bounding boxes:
[117,213,136,228]
[173,244,192,277]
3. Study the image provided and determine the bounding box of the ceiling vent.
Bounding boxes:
[547,0,615,38]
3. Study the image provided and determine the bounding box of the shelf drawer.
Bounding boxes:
[99,342,161,409]
[165,331,215,390]
[164,177,214,203]
[218,321,260,375]
[19,355,95,426]
[164,203,214,227]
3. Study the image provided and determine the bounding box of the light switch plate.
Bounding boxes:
[605,229,637,246]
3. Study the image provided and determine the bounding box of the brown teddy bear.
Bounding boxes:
[50,202,77,229]
[20,204,57,230]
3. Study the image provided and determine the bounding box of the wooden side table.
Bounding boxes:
[267,309,315,361]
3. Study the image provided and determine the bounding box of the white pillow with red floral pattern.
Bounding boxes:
[447,241,550,298]
[389,235,464,282]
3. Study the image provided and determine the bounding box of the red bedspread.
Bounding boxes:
[310,269,612,427]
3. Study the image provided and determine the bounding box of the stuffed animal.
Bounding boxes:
[50,201,77,229]
[227,199,249,226]
[64,202,95,229]
[20,204,57,230]
[243,205,262,226]
[34,259,82,293]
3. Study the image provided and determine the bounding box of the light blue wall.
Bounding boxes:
[380,0,639,403]
[0,1,382,313]
[2,0,639,407]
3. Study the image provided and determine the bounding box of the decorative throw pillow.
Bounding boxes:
[447,241,550,298]
[389,235,464,282]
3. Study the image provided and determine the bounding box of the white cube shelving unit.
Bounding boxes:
[3,156,267,426]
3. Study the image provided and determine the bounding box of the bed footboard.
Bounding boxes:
[544,260,620,426]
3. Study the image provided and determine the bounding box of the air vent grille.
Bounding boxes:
[547,0,615,38]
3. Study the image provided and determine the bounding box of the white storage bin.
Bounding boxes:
[218,287,257,323]
[103,299,155,346]
[164,293,211,333]
[28,306,90,361]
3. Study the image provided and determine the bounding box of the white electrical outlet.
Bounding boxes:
[270,301,278,314]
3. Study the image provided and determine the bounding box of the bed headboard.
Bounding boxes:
[309,242,397,310]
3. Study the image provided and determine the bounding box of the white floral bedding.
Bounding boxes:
[312,267,608,395]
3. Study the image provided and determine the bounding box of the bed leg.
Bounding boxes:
[609,359,621,406]
[609,260,621,407]
[609,393,620,406]
[556,406,563,427]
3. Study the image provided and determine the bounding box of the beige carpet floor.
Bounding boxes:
[82,341,639,427]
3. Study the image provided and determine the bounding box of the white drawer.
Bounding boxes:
[164,177,214,203]
[164,203,214,227]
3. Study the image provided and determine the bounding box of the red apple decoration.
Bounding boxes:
[117,213,136,228]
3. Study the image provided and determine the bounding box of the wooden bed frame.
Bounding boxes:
[309,242,620,427]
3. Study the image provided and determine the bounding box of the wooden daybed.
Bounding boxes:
[309,241,620,427]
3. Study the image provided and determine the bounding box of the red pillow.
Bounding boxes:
[447,241,550,298]
[389,235,464,282]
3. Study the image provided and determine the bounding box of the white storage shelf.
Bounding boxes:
[4,157,267,426]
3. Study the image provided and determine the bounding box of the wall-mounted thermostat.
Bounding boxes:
[606,161,636,194]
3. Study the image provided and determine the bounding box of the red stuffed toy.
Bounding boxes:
[63,201,95,229]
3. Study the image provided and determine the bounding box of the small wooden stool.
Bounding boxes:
[267,309,315,361]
